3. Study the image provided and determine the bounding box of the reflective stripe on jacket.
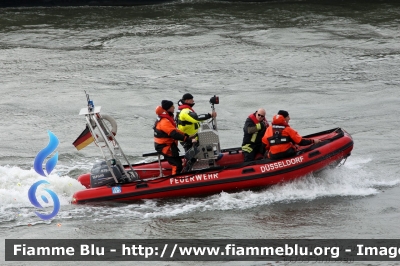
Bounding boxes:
[154,106,187,156]
[262,114,310,156]
[242,112,268,147]
[177,105,211,136]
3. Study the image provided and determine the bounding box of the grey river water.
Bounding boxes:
[1,0,400,265]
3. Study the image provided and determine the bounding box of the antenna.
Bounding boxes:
[85,91,94,112]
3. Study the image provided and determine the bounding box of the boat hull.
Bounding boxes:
[72,128,353,204]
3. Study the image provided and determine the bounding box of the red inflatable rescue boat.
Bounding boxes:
[71,95,353,204]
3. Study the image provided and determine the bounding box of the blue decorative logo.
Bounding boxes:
[29,131,61,220]
[28,180,60,220]
[34,130,59,176]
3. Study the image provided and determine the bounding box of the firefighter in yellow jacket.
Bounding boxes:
[176,93,217,151]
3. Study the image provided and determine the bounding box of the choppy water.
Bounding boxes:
[1,0,400,265]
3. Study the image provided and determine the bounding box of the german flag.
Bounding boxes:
[73,126,94,150]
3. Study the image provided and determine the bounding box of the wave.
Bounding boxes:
[0,165,85,227]
[131,156,399,218]
[1,155,398,227]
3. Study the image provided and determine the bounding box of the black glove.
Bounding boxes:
[184,136,193,144]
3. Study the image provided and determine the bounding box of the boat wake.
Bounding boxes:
[0,165,85,227]
[1,155,398,226]
[132,156,400,218]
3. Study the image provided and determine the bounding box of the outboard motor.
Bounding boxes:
[90,160,125,188]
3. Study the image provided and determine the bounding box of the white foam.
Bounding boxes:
[0,165,85,208]
[344,156,373,169]
[116,156,400,219]
[3,154,399,223]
